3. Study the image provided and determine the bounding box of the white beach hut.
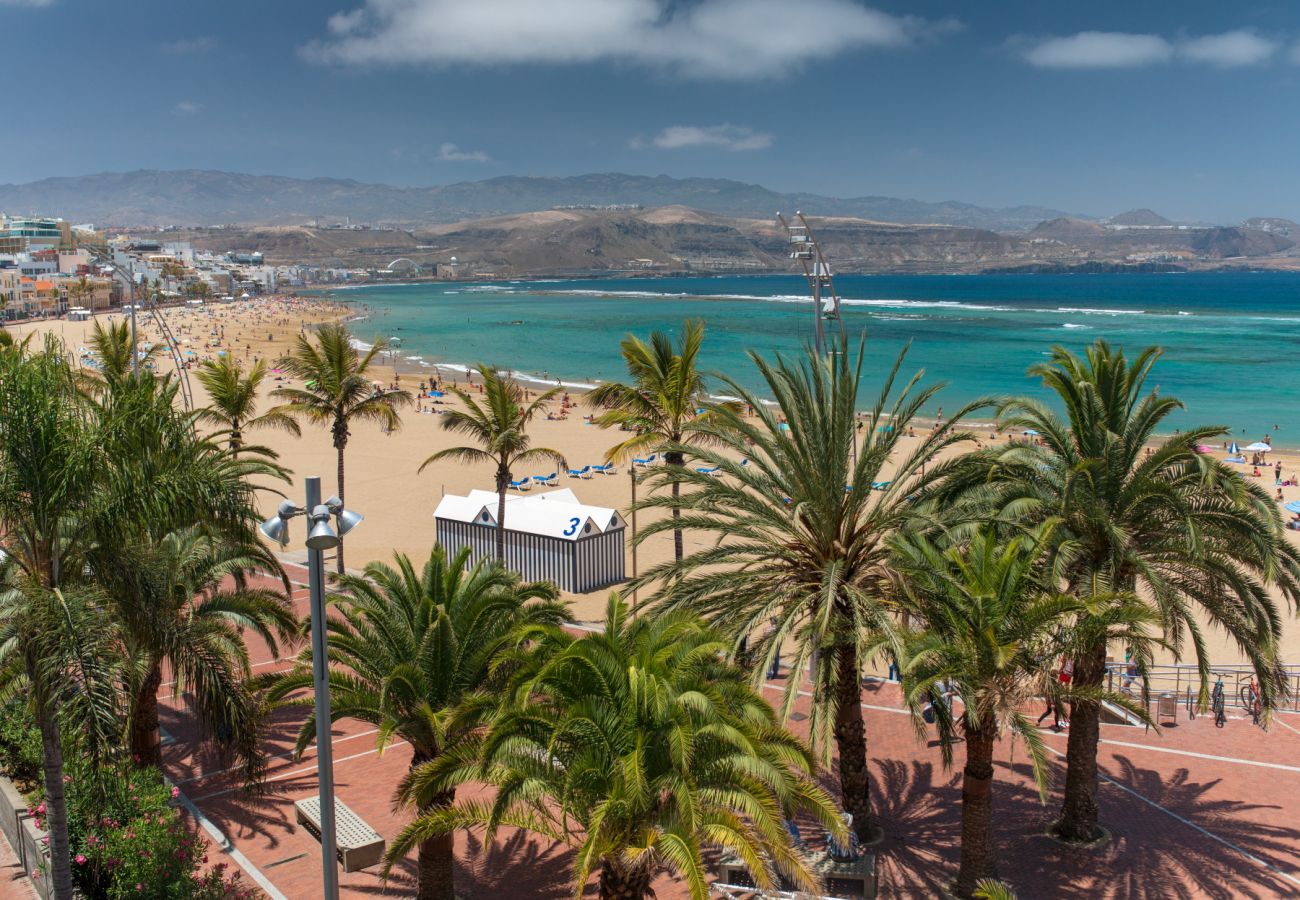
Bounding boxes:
[434,488,625,592]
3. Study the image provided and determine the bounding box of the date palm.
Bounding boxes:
[86,318,163,387]
[195,355,300,453]
[272,323,411,573]
[386,595,845,900]
[0,339,111,899]
[586,320,718,560]
[265,545,565,900]
[634,337,985,843]
[929,340,1300,843]
[92,526,297,773]
[419,364,564,562]
[890,525,1157,898]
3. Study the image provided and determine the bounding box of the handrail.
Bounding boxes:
[1105,662,1300,713]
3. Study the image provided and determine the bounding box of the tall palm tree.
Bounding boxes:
[272,323,411,573]
[195,355,301,453]
[92,526,297,772]
[265,546,566,900]
[586,320,717,560]
[930,340,1300,843]
[419,364,564,562]
[386,595,845,900]
[890,525,1157,898]
[0,338,110,899]
[635,337,985,842]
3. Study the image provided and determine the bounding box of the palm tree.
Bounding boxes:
[387,595,845,900]
[419,365,564,562]
[195,355,301,453]
[890,525,1157,898]
[0,339,110,899]
[931,340,1300,843]
[586,320,717,560]
[92,526,297,772]
[85,318,163,386]
[634,337,984,842]
[272,323,411,573]
[265,546,566,900]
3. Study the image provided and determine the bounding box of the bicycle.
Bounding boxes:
[1239,678,1263,726]
[1211,674,1226,728]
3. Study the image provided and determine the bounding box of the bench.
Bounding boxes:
[718,849,877,898]
[294,796,385,872]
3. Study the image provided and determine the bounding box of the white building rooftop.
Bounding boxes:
[434,489,624,541]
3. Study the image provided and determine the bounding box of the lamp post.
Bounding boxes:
[260,476,363,900]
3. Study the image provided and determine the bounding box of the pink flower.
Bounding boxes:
[35,803,45,815]
[171,786,180,799]
[75,855,86,865]
[29,870,39,879]
[135,884,143,892]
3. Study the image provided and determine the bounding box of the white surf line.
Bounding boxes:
[169,778,289,900]
[173,728,381,786]
[192,740,409,804]
[1041,745,1300,890]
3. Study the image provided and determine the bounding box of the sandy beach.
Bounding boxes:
[13,299,1300,669]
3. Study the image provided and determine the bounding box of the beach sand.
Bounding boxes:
[13,300,1300,670]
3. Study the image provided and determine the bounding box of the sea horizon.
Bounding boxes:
[319,271,1300,449]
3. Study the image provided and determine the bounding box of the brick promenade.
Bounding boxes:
[153,565,1300,899]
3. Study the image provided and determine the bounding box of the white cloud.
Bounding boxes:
[1020,32,1173,69]
[648,124,773,152]
[173,100,202,116]
[438,143,490,163]
[302,0,957,79]
[1179,30,1278,67]
[161,36,217,55]
[0,0,55,6]
[1017,28,1284,70]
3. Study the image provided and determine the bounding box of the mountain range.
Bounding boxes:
[0,169,1078,232]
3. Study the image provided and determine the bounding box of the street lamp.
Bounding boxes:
[260,476,362,900]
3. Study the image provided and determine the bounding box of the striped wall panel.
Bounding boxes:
[435,519,625,593]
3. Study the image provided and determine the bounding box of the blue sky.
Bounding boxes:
[4,0,1300,222]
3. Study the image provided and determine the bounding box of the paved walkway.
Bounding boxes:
[158,565,1300,899]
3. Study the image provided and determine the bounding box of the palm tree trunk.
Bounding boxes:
[130,662,164,768]
[496,466,509,563]
[414,766,455,900]
[36,701,73,900]
[1054,640,1107,843]
[833,641,876,843]
[665,450,684,560]
[335,437,347,575]
[598,861,653,900]
[955,725,996,898]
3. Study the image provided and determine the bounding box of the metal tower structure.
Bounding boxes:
[777,211,843,358]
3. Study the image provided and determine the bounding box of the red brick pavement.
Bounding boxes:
[158,565,1300,899]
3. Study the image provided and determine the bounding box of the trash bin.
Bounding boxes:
[1157,692,1177,726]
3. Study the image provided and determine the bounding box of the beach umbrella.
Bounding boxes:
[1245,442,1273,453]
[429,390,445,397]
[1285,501,1300,515]
[1022,429,1040,436]
[1228,442,1240,455]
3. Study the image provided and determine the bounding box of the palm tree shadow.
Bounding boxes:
[457,828,578,898]
[992,753,1299,899]
[869,758,962,896]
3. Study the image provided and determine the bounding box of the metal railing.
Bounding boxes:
[1105,662,1300,714]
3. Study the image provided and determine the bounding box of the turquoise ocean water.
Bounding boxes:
[325,272,1300,444]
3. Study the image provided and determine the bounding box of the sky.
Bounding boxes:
[4,0,1300,222]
